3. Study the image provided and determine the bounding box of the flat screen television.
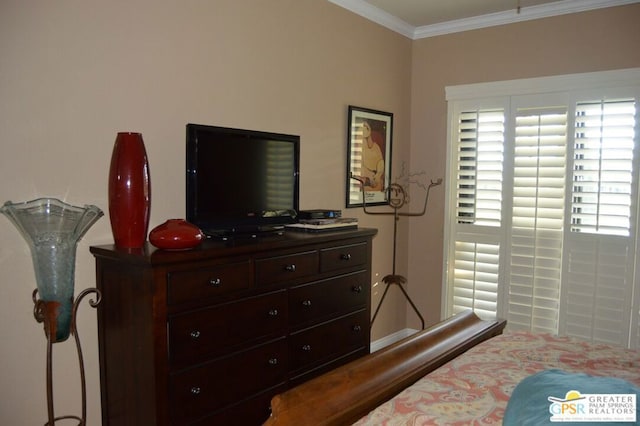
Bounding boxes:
[186,123,300,238]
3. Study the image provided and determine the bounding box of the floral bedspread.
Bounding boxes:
[353,331,640,425]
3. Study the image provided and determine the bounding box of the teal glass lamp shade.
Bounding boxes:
[1,198,103,342]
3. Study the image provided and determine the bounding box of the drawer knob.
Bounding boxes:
[190,330,201,339]
[352,285,363,293]
[190,386,201,395]
[209,278,222,287]
[302,299,312,307]
[340,253,352,261]
[268,309,279,317]
[284,264,296,272]
[302,344,312,352]
[268,358,278,365]
[353,325,362,332]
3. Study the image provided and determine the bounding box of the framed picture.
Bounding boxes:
[346,106,393,207]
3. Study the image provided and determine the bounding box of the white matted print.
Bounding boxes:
[346,106,393,207]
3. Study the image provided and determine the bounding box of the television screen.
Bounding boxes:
[186,124,299,237]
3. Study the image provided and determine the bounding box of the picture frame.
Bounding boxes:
[346,105,393,207]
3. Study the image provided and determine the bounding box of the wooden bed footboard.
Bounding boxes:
[264,310,507,425]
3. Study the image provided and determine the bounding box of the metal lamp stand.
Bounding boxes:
[32,287,101,426]
[352,175,442,329]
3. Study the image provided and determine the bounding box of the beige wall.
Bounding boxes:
[1,1,638,424]
[0,1,411,424]
[407,4,640,329]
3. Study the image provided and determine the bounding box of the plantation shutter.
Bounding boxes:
[456,110,505,226]
[561,99,637,347]
[449,105,505,320]
[570,100,636,236]
[508,106,567,333]
[452,239,500,319]
[443,70,640,349]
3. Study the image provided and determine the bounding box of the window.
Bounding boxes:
[455,109,504,226]
[571,100,636,236]
[443,69,640,349]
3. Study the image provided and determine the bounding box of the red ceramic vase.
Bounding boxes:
[108,132,151,248]
[149,219,204,250]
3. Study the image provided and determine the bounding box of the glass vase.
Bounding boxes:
[1,198,103,342]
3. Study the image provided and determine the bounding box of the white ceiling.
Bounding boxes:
[328,0,639,39]
[366,0,558,26]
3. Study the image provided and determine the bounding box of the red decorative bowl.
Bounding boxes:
[149,219,204,250]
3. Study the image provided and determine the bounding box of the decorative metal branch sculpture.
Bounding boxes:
[351,165,442,329]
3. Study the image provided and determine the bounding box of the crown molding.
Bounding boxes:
[328,0,640,40]
[327,0,415,38]
[415,0,640,39]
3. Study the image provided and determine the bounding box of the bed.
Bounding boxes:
[264,311,640,425]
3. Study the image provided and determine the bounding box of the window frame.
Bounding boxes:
[442,68,640,348]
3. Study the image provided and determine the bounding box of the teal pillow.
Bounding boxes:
[504,369,639,426]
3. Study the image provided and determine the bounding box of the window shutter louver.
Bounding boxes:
[571,99,636,236]
[562,98,638,347]
[455,110,504,226]
[508,108,567,333]
[563,236,634,346]
[444,71,639,349]
[449,107,505,322]
[452,238,500,320]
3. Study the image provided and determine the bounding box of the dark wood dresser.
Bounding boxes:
[90,228,376,425]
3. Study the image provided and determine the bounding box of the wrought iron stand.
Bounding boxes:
[353,174,442,329]
[32,287,101,426]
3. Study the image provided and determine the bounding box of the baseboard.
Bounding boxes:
[370,327,420,352]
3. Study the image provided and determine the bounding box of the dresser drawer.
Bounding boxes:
[289,271,369,329]
[255,250,319,286]
[167,259,251,305]
[289,348,369,388]
[188,384,286,426]
[168,290,287,367]
[170,338,287,425]
[320,242,368,273]
[288,309,369,373]
[91,228,377,425]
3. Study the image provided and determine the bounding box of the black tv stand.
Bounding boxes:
[205,225,286,241]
